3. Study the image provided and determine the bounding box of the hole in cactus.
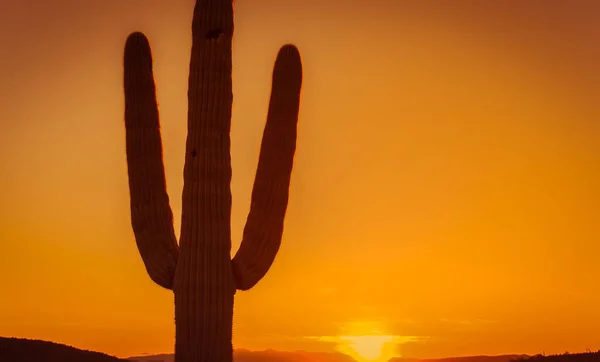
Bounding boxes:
[205,28,223,40]
[191,150,197,157]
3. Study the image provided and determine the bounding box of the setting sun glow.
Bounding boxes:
[313,321,422,362]
[338,335,398,362]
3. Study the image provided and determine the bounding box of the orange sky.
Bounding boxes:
[0,0,599,360]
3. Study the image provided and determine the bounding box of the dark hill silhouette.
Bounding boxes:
[0,336,126,362]
[512,351,600,362]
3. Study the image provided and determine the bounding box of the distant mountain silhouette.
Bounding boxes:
[129,352,531,362]
[0,336,127,362]
[128,349,357,362]
[130,352,530,362]
[391,355,529,362]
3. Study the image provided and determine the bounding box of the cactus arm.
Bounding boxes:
[123,32,179,290]
[231,45,303,291]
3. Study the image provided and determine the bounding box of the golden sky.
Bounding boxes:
[0,0,599,360]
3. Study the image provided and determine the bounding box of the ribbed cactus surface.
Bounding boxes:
[122,1,303,361]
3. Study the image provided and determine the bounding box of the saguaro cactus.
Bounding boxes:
[122,1,303,361]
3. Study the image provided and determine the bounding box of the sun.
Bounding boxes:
[338,335,397,362]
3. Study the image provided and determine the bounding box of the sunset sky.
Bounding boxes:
[1,0,599,360]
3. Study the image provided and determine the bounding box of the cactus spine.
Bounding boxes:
[122,1,303,361]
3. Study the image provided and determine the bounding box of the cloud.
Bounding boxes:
[439,318,500,326]
[310,335,427,344]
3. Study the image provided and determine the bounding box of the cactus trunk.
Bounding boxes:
[174,262,235,362]
[122,1,303,361]
[173,2,236,360]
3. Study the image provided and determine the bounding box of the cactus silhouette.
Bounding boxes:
[122,1,302,361]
